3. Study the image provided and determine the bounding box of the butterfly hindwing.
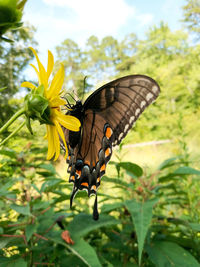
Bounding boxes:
[67,111,113,194]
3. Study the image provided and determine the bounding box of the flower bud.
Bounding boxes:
[24,85,53,134]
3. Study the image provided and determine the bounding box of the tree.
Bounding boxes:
[182,0,200,39]
[0,24,37,125]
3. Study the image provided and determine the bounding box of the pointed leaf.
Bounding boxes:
[25,224,37,242]
[68,213,119,238]
[146,241,200,267]
[125,198,158,266]
[158,156,181,170]
[118,162,143,177]
[0,256,27,267]
[101,202,124,213]
[48,234,101,267]
[10,204,32,216]
[174,166,200,176]
[71,238,102,267]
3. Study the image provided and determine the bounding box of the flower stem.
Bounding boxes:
[0,107,25,134]
[0,121,26,146]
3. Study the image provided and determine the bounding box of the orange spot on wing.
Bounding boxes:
[91,185,96,191]
[106,127,112,139]
[105,148,111,157]
[68,155,71,160]
[100,164,106,172]
[81,182,88,187]
[71,175,75,181]
[85,160,90,166]
[76,170,81,177]
[97,177,100,183]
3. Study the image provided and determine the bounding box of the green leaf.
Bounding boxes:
[68,213,119,238]
[40,179,63,192]
[38,163,56,174]
[0,86,6,92]
[71,238,102,267]
[25,224,37,242]
[118,162,143,177]
[158,156,181,170]
[0,148,16,158]
[173,166,200,176]
[188,223,200,232]
[125,198,158,266]
[0,181,15,196]
[101,202,124,213]
[48,233,101,267]
[0,237,15,249]
[146,241,200,267]
[10,203,32,216]
[0,256,27,267]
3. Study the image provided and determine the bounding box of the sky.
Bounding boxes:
[23,0,185,58]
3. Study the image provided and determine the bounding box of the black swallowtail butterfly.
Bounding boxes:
[62,75,160,220]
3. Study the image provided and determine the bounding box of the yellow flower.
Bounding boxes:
[21,47,80,161]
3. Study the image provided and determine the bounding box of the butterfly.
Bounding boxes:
[62,75,160,220]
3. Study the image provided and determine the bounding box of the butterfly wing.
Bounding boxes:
[65,75,160,220]
[83,74,160,146]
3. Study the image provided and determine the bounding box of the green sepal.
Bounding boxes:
[34,84,45,96]
[25,116,33,135]
[24,85,54,130]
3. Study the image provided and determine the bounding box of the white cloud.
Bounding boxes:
[135,13,153,27]
[42,0,136,37]
[23,0,154,59]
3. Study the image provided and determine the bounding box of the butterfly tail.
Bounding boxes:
[93,194,99,220]
[70,186,78,209]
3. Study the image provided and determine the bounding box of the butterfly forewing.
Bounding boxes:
[84,75,160,145]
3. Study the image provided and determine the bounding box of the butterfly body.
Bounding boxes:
[63,75,160,220]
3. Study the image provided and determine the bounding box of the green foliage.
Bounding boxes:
[0,24,37,125]
[0,0,27,41]
[182,0,200,38]
[1,142,200,266]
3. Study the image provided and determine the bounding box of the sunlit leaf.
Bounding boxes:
[68,213,119,238]
[10,204,32,216]
[125,198,158,266]
[146,241,200,267]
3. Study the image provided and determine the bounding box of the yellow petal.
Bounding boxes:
[46,125,55,160]
[55,110,81,131]
[49,96,66,107]
[47,50,54,80]
[54,120,68,158]
[47,64,65,99]
[30,64,41,84]
[21,81,36,90]
[29,47,48,89]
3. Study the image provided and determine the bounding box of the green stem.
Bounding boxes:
[0,121,26,146]
[0,107,25,134]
